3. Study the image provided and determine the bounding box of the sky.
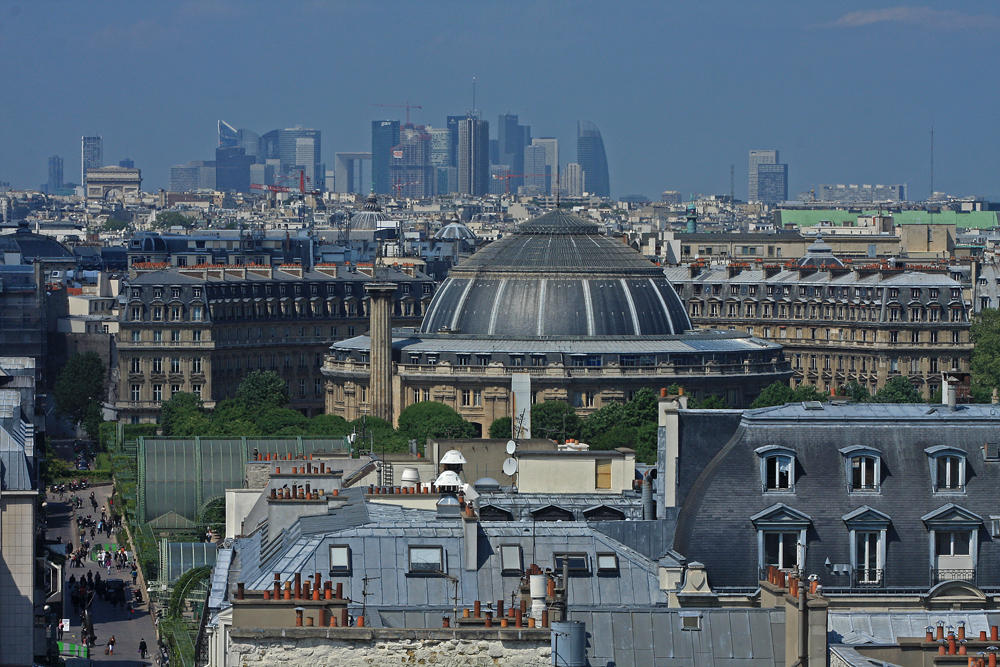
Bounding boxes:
[2,0,999,199]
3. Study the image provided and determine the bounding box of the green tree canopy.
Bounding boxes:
[841,380,872,402]
[54,352,106,424]
[155,211,196,229]
[160,392,203,436]
[750,382,826,408]
[307,414,351,436]
[397,401,477,444]
[253,407,308,434]
[972,309,1000,393]
[872,376,922,403]
[531,400,581,442]
[235,370,290,411]
[488,417,513,439]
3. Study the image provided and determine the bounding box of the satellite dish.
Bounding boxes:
[502,457,518,477]
[505,440,517,455]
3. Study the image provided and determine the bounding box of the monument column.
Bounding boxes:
[365,282,397,422]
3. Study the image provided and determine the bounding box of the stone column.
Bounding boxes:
[365,282,397,423]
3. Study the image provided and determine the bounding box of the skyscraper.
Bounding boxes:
[446,115,464,168]
[522,144,547,194]
[427,127,452,168]
[371,120,401,194]
[748,149,779,202]
[215,146,252,193]
[564,162,584,197]
[576,121,609,197]
[81,136,103,187]
[389,125,433,198]
[755,163,788,204]
[531,137,558,194]
[497,114,531,192]
[218,120,240,148]
[457,116,489,196]
[47,155,63,193]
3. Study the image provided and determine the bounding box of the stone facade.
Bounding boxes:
[228,630,551,666]
[115,264,433,422]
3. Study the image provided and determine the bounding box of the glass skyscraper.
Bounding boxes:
[81,136,102,186]
[47,155,63,193]
[576,121,609,197]
[755,163,788,204]
[371,120,401,194]
[457,116,489,196]
[748,149,779,202]
[498,114,531,192]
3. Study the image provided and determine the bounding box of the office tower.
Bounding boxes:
[371,120,401,194]
[564,162,584,197]
[260,130,280,161]
[389,124,433,198]
[118,158,135,169]
[497,114,531,192]
[755,163,788,204]
[219,120,240,148]
[295,137,317,189]
[747,149,778,202]
[47,155,63,193]
[81,136,103,186]
[446,115,464,168]
[522,144,547,194]
[428,127,452,168]
[457,116,489,196]
[489,139,499,166]
[490,164,511,195]
[239,129,260,162]
[250,163,275,187]
[437,167,457,195]
[576,121,609,197]
[170,161,215,191]
[531,138,558,194]
[215,146,252,192]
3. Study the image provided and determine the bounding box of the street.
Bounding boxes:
[47,478,159,665]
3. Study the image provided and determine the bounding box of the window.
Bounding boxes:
[763,532,799,570]
[937,456,962,490]
[131,330,141,342]
[936,531,971,556]
[152,384,162,401]
[152,306,163,321]
[554,553,589,574]
[192,358,203,374]
[596,553,619,573]
[408,546,444,574]
[192,306,203,321]
[192,383,202,397]
[170,358,180,373]
[131,384,140,401]
[926,446,966,492]
[595,459,612,489]
[130,358,141,374]
[855,531,882,584]
[193,330,202,342]
[170,384,180,396]
[756,446,796,492]
[329,545,351,574]
[840,446,881,492]
[680,613,702,631]
[152,358,162,374]
[500,545,523,575]
[131,306,142,320]
[170,329,179,342]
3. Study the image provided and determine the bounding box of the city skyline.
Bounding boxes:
[3,2,1000,198]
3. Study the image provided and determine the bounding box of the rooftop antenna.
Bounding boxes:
[929,123,934,202]
[471,75,478,119]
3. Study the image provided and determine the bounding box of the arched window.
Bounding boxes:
[755,446,796,492]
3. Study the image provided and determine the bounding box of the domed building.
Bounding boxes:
[323,209,790,433]
[350,192,392,231]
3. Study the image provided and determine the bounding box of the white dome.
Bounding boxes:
[434,222,477,241]
[400,467,420,483]
[439,449,467,465]
[434,470,462,488]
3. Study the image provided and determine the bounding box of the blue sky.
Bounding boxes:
[2,1,998,199]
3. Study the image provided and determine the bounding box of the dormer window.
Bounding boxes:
[925,446,967,493]
[756,446,796,492]
[839,446,881,493]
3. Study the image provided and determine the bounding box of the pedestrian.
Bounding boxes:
[57,619,64,640]
[108,635,115,655]
[131,566,138,585]
[139,637,148,659]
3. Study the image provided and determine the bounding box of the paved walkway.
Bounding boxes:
[48,480,158,665]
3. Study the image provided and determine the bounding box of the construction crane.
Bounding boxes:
[372,101,423,124]
[492,173,547,195]
[391,180,419,197]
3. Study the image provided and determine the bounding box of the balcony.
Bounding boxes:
[852,568,884,588]
[932,568,975,584]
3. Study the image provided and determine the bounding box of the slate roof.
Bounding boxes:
[672,403,1000,589]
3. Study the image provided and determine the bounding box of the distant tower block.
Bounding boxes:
[365,282,397,422]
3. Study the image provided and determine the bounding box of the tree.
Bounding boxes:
[253,407,308,435]
[690,394,728,409]
[488,417,513,439]
[531,401,581,442]
[54,352,106,426]
[397,401,476,445]
[580,402,625,442]
[235,371,289,411]
[872,376,922,403]
[154,211,196,229]
[971,309,1000,393]
[622,388,658,426]
[160,392,203,436]
[307,414,351,436]
[101,217,130,232]
[842,380,871,403]
[791,385,826,402]
[750,381,796,408]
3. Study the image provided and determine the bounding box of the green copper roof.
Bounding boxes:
[777,209,998,230]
